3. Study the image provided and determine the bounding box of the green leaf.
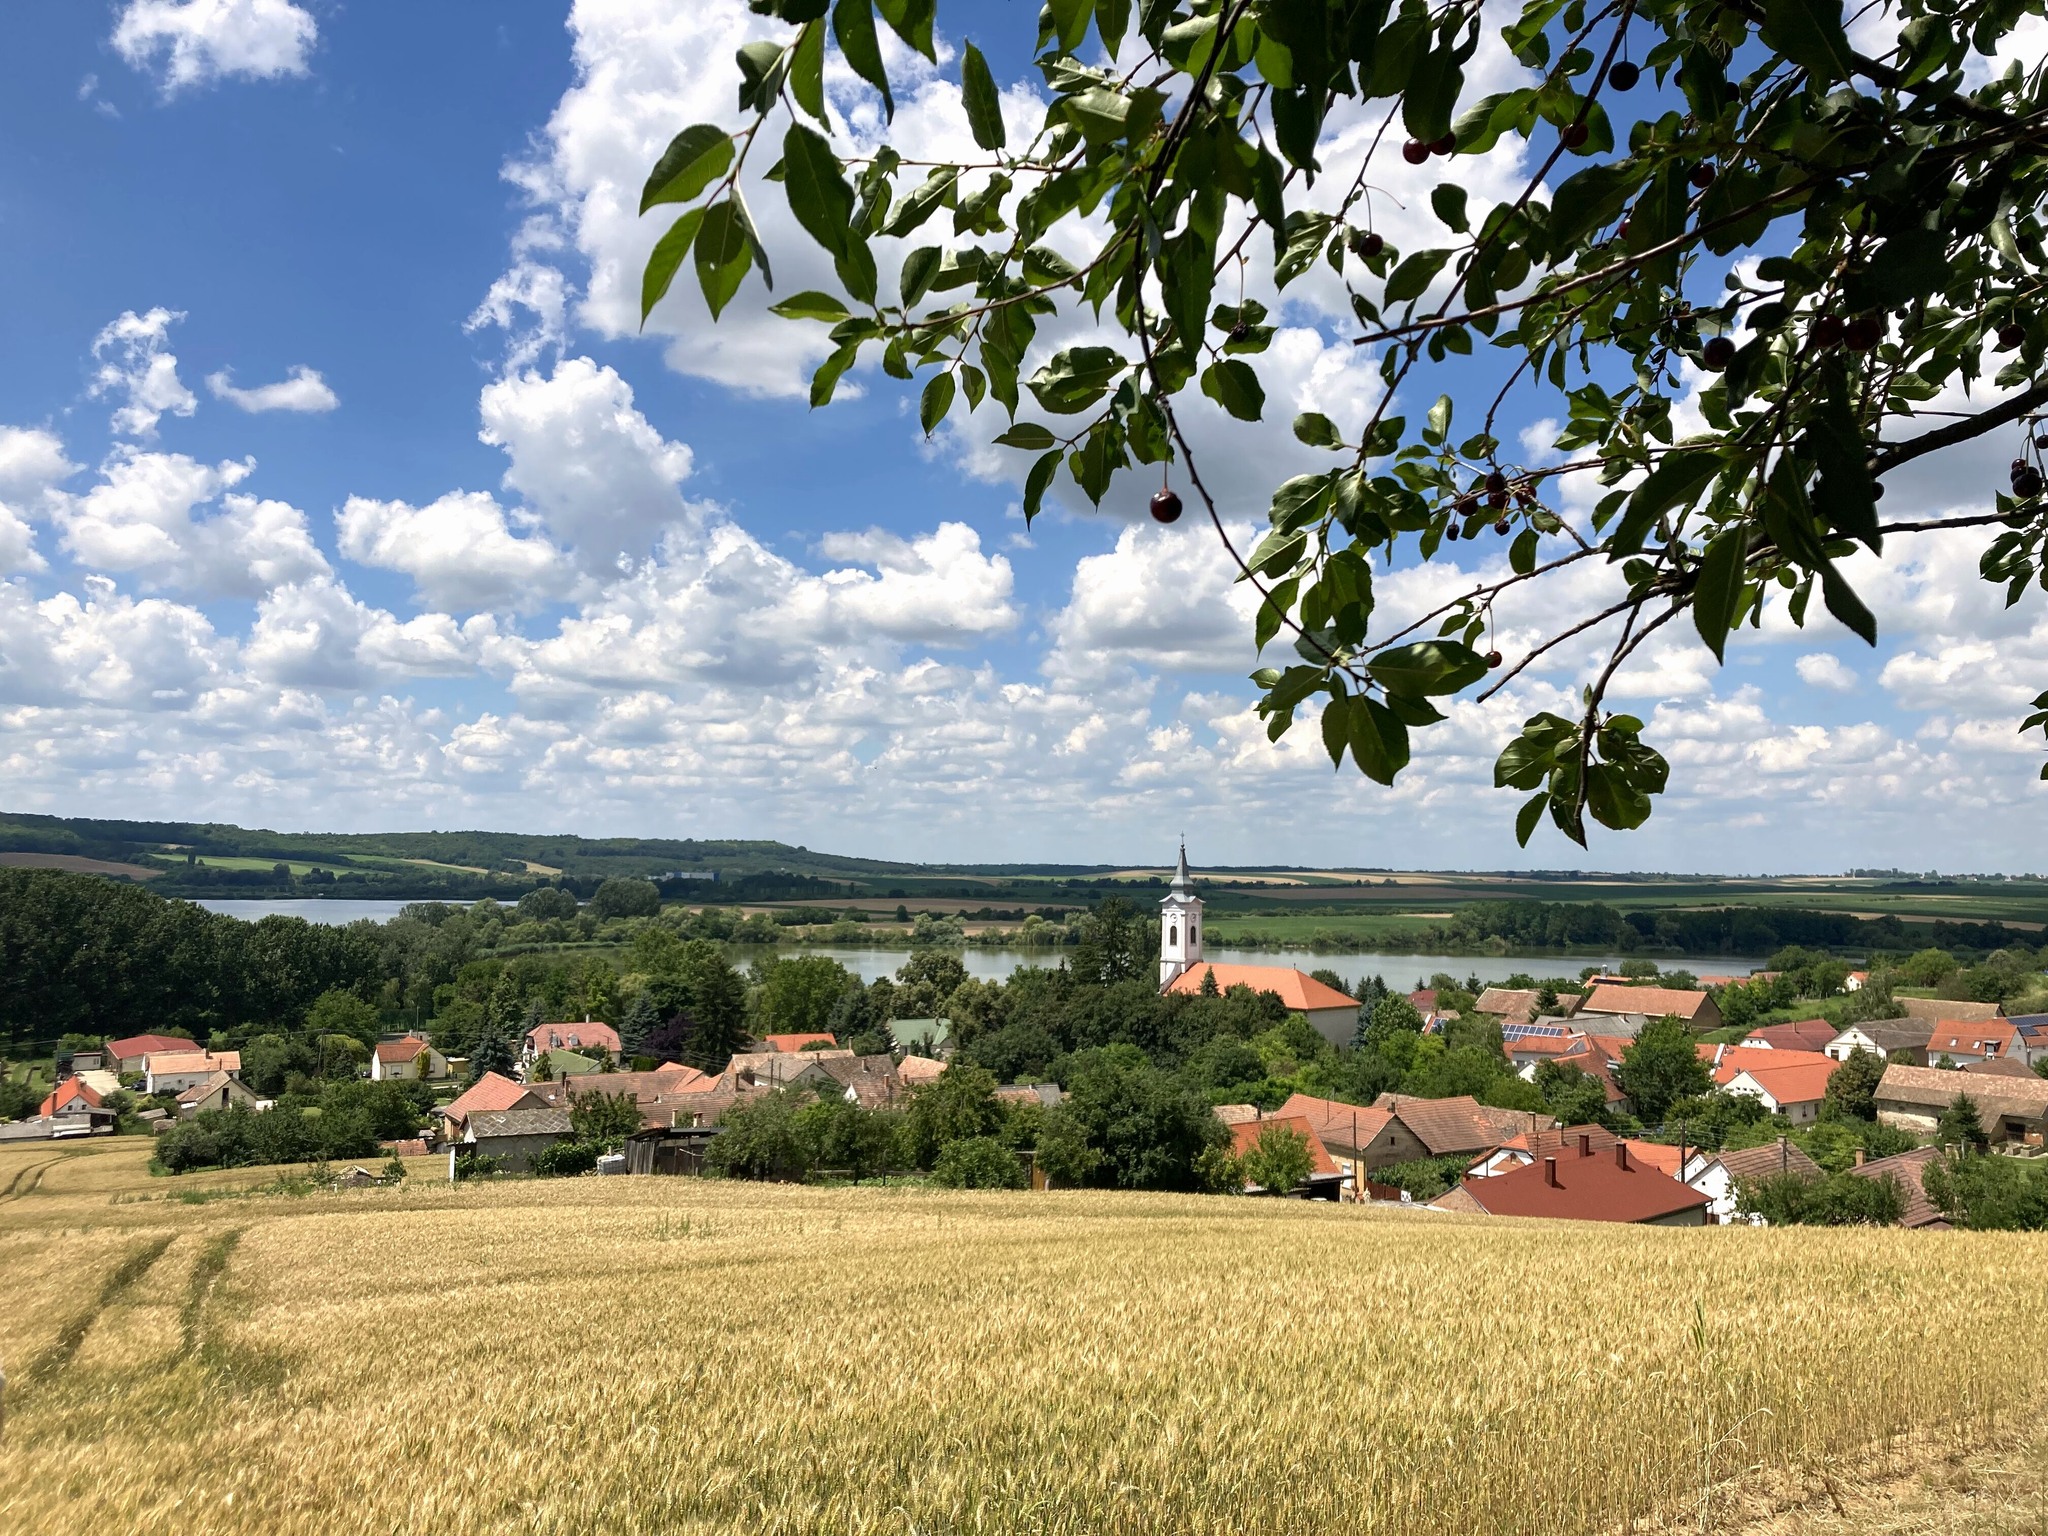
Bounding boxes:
[1384,248,1450,304]
[1255,578,1297,653]
[1201,359,1265,421]
[1690,526,1749,662]
[810,343,859,408]
[1424,393,1453,446]
[1022,448,1061,521]
[1819,561,1878,645]
[1293,412,1344,449]
[1049,0,1095,53]
[1401,40,1463,144]
[876,0,937,60]
[640,208,704,323]
[1611,446,1722,556]
[782,123,856,259]
[994,423,1057,450]
[1547,163,1642,251]
[791,20,827,124]
[693,200,753,320]
[1349,697,1411,785]
[899,245,941,310]
[641,126,733,214]
[961,42,1005,151]
[1027,346,1127,414]
[1368,641,1489,696]
[1321,692,1352,769]
[833,0,894,118]
[768,291,851,322]
[1514,790,1547,847]
[919,372,955,436]
[1430,183,1470,233]
[1760,0,1857,84]
[1584,764,1652,832]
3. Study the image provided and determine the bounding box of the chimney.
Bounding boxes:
[1543,1156,1559,1187]
[1577,1132,1593,1157]
[1614,1142,1631,1171]
[1853,1147,1866,1168]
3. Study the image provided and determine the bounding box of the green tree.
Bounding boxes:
[516,886,579,923]
[1073,897,1146,986]
[1936,1093,1987,1150]
[1821,1048,1884,1122]
[1923,1152,2048,1230]
[1533,1060,1611,1128]
[588,878,660,921]
[755,954,857,1037]
[568,1088,643,1150]
[1738,1170,1905,1226]
[1032,1107,1102,1188]
[903,1064,1006,1168]
[1054,1046,1226,1191]
[1613,1016,1712,1126]
[1239,1122,1315,1194]
[304,988,379,1047]
[931,1136,1027,1189]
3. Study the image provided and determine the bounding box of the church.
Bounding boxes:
[1156,845,1363,1047]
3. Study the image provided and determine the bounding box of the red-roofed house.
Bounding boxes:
[1579,983,1722,1031]
[38,1076,104,1118]
[1272,1092,1426,1181]
[1432,1138,1711,1224]
[1737,1020,1838,1054]
[1925,1019,2023,1065]
[1227,1114,1343,1196]
[143,1050,241,1095]
[105,1033,199,1075]
[437,1071,545,1138]
[1714,1050,1838,1125]
[761,1033,838,1053]
[369,1034,450,1082]
[524,1020,623,1062]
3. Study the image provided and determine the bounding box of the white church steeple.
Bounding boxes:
[1158,841,1203,988]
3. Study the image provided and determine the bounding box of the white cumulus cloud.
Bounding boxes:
[89,309,197,439]
[206,365,339,414]
[113,0,317,95]
[337,490,568,613]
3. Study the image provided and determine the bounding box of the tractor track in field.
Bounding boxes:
[0,1155,67,1203]
[24,1232,175,1384]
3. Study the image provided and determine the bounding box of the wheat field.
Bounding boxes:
[1,1138,2043,1536]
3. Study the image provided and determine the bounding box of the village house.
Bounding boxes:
[1924,1019,2024,1066]
[1684,1138,1824,1223]
[459,1107,574,1172]
[522,1020,623,1063]
[1735,1020,1838,1053]
[2006,1015,2048,1066]
[897,1054,948,1087]
[1713,1051,1838,1125]
[1473,987,1580,1028]
[1509,1032,1635,1115]
[520,1062,718,1127]
[1373,1094,1548,1160]
[1467,1123,1617,1178]
[436,1071,546,1141]
[104,1033,199,1076]
[1873,1063,2048,1146]
[1849,1146,1951,1229]
[1824,1021,1931,1064]
[143,1049,241,1095]
[1155,846,1360,1045]
[1578,983,1722,1031]
[1432,1135,1712,1224]
[175,1071,259,1117]
[369,1034,451,1082]
[1269,1093,1418,1190]
[1896,997,2003,1024]
[892,1018,952,1055]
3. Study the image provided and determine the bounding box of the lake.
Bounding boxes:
[192,899,1765,988]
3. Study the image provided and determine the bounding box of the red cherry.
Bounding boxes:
[1608,61,1641,90]
[1402,138,1430,165]
[1485,651,1503,668]
[1702,336,1736,370]
[1845,315,1883,351]
[1689,163,1716,190]
[1444,522,1460,541]
[1813,314,1846,347]
[1998,323,2026,350]
[1562,122,1590,150]
[1149,489,1183,524]
[1429,133,1458,156]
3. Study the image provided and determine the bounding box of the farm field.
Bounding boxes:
[4,1141,2047,1536]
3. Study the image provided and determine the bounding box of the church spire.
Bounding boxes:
[1159,840,1203,988]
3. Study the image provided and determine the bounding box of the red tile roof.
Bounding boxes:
[1164,963,1356,1010]
[761,1033,838,1053]
[1451,1140,1711,1223]
[1275,1092,1393,1152]
[1850,1146,1949,1228]
[1715,1051,1839,1108]
[1927,1020,2017,1058]
[39,1077,104,1115]
[440,1072,540,1123]
[373,1036,429,1064]
[1374,1094,1549,1156]
[105,1033,198,1062]
[1740,1020,1839,1054]
[525,1021,622,1056]
[1581,983,1716,1021]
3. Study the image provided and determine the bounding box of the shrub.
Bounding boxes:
[530,1140,601,1178]
[930,1136,1025,1190]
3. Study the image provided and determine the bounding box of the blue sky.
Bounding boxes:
[0,0,2039,872]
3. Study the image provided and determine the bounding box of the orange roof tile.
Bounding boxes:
[1715,1051,1838,1107]
[1450,1140,1711,1223]
[1927,1020,2017,1057]
[1275,1092,1393,1151]
[1581,983,1715,1021]
[440,1072,540,1121]
[761,1032,838,1053]
[1164,963,1356,1010]
[1228,1115,1340,1181]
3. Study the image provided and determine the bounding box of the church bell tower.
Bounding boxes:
[1158,842,1204,988]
